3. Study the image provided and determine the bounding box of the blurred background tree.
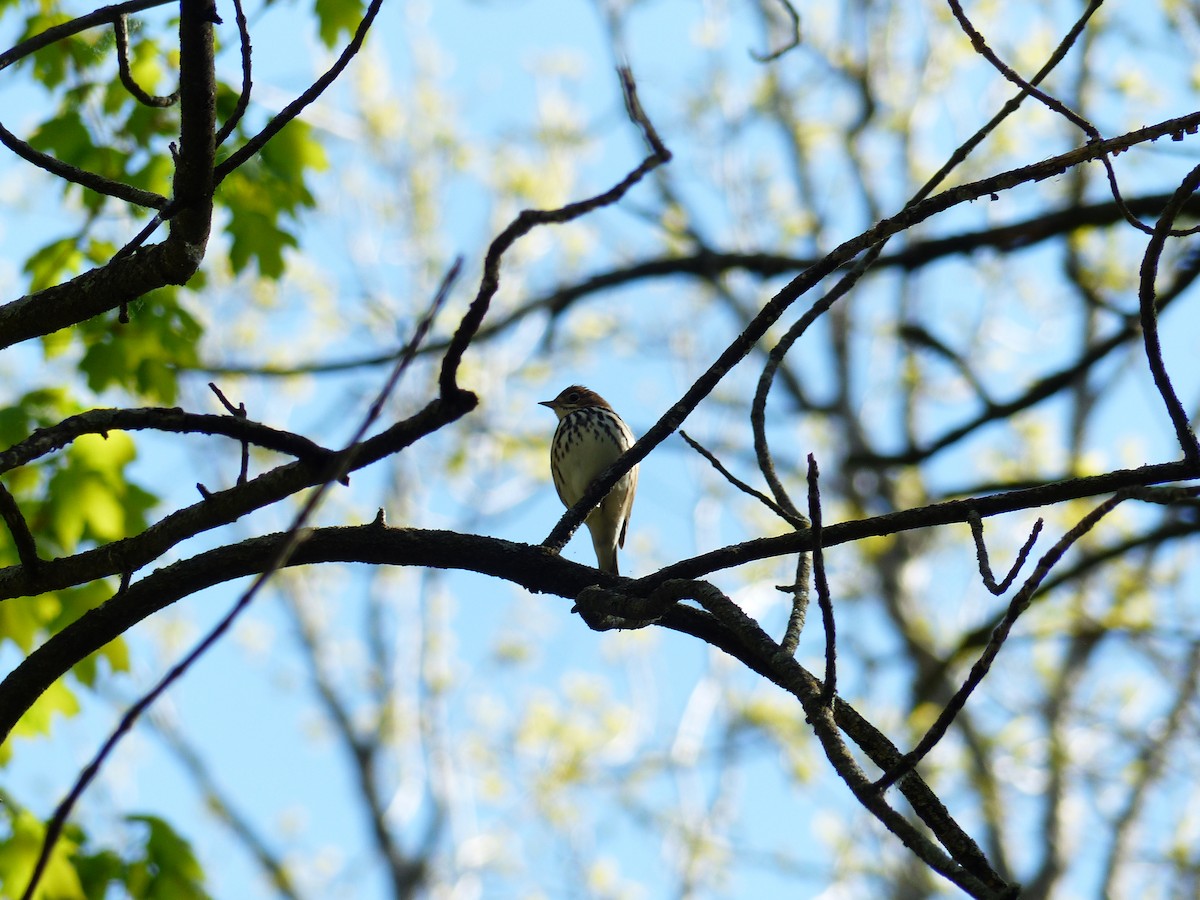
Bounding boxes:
[2,0,1200,897]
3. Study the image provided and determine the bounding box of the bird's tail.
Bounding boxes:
[588,523,620,575]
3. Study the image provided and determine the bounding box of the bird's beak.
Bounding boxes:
[538,400,555,409]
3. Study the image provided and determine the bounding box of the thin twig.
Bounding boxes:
[1137,162,1200,465]
[208,382,250,485]
[806,455,836,705]
[779,551,810,656]
[213,0,383,183]
[215,0,253,148]
[946,0,1191,239]
[874,490,1133,792]
[968,510,1043,595]
[679,430,803,525]
[114,14,179,107]
[0,481,39,569]
[439,66,670,398]
[751,0,801,62]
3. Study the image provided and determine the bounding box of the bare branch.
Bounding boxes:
[945,0,1181,238]
[214,0,253,147]
[968,511,1044,595]
[640,460,1196,587]
[779,551,810,656]
[875,490,1141,792]
[0,0,172,72]
[438,67,670,398]
[207,382,250,485]
[0,406,336,476]
[751,0,801,62]
[213,0,384,183]
[0,481,39,569]
[679,430,803,525]
[114,14,179,107]
[0,117,169,209]
[806,455,836,704]
[1137,162,1200,464]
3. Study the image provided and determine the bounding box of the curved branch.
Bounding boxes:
[875,490,1135,792]
[1137,162,1200,464]
[114,14,179,107]
[1,526,1008,896]
[0,0,172,72]
[947,0,1160,237]
[0,482,39,568]
[0,118,168,210]
[750,0,801,62]
[0,407,336,475]
[0,392,476,603]
[968,511,1043,595]
[214,0,252,147]
[437,67,670,397]
[213,0,383,183]
[544,111,1200,554]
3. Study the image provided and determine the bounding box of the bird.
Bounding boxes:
[540,385,639,575]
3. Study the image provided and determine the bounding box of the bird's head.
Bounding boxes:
[539,385,612,420]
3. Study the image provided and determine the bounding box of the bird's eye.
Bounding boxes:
[566,391,580,403]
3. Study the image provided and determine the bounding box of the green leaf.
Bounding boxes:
[0,809,85,900]
[216,120,328,278]
[42,432,157,552]
[125,816,210,900]
[314,0,364,47]
[76,288,203,403]
[2,681,81,765]
[71,848,124,899]
[24,238,84,294]
[0,592,48,655]
[29,109,92,161]
[225,209,298,277]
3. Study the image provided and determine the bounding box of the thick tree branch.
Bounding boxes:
[0,393,475,602]
[1,527,1006,895]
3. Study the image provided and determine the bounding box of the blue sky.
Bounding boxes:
[4,0,1200,897]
